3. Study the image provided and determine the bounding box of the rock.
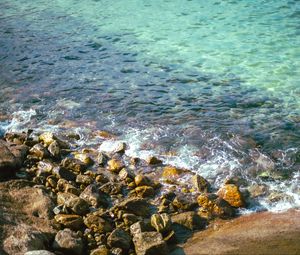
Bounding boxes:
[133,232,168,255]
[74,152,94,165]
[95,173,110,184]
[97,152,108,166]
[61,157,87,173]
[52,166,76,182]
[151,213,172,234]
[119,168,135,180]
[52,228,84,255]
[146,156,162,165]
[134,174,152,187]
[217,184,245,208]
[100,181,122,195]
[36,161,55,176]
[76,174,94,185]
[84,214,113,233]
[48,140,60,158]
[171,211,206,231]
[197,193,235,219]
[172,194,197,211]
[96,130,117,139]
[191,174,209,192]
[110,247,123,255]
[122,213,139,226]
[0,140,27,179]
[117,198,152,217]
[107,159,124,173]
[248,184,269,198]
[54,214,84,230]
[162,166,183,179]
[267,192,294,203]
[134,186,155,198]
[130,220,155,236]
[99,140,126,154]
[57,192,89,215]
[80,184,108,208]
[24,251,56,255]
[91,246,110,255]
[29,144,50,159]
[0,180,56,255]
[107,228,131,251]
[39,132,69,149]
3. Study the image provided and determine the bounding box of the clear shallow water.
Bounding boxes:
[0,0,300,211]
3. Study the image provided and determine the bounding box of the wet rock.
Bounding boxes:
[91,246,110,255]
[134,185,155,198]
[80,184,109,208]
[130,220,155,236]
[162,166,183,179]
[48,140,60,158]
[107,159,124,173]
[24,251,56,255]
[54,214,84,230]
[217,184,245,208]
[191,174,209,192]
[267,192,295,203]
[107,228,132,251]
[146,156,162,165]
[5,132,28,144]
[76,174,94,185]
[61,157,87,174]
[171,211,206,231]
[99,141,126,154]
[116,198,152,217]
[52,228,84,255]
[151,213,172,234]
[84,214,113,233]
[133,232,168,255]
[37,161,55,176]
[248,184,269,198]
[29,143,50,159]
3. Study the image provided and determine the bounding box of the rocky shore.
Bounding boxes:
[0,130,298,255]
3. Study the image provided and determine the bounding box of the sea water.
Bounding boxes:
[0,0,299,211]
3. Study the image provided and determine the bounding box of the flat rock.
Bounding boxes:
[179,210,300,255]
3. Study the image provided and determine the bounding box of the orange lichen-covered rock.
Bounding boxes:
[162,166,183,179]
[217,184,245,208]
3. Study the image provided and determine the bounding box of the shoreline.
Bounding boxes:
[0,130,298,255]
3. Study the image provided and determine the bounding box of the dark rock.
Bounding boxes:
[134,185,155,198]
[133,231,168,255]
[100,181,122,195]
[171,211,207,231]
[146,156,162,165]
[97,152,108,166]
[134,174,152,187]
[52,166,76,182]
[52,228,84,255]
[191,174,210,192]
[172,194,198,211]
[116,198,152,217]
[76,174,94,185]
[122,213,139,226]
[107,228,132,251]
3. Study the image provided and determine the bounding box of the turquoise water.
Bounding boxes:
[0,0,300,210]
